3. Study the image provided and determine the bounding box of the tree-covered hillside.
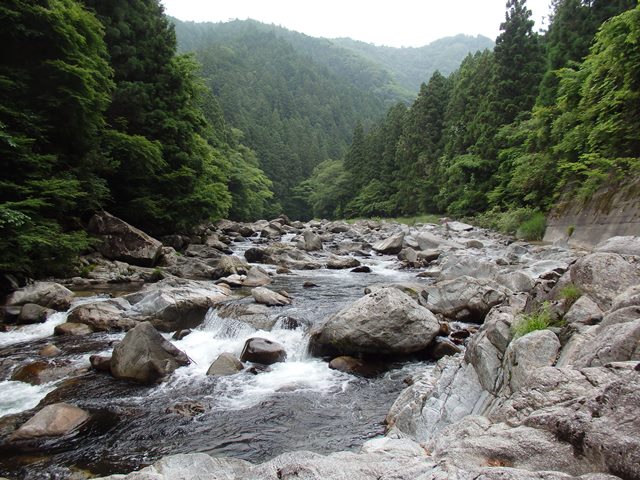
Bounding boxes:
[0,0,272,278]
[171,19,492,216]
[301,0,639,233]
[333,34,495,93]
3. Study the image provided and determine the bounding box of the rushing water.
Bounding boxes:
[0,241,434,479]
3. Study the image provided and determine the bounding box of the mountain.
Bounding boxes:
[333,34,495,93]
[171,19,492,216]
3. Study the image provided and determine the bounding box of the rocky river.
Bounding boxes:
[0,213,638,480]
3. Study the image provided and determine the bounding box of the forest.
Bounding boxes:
[1,0,639,279]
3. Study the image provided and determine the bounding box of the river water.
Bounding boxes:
[0,241,434,479]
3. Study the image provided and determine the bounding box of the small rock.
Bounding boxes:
[172,329,192,341]
[276,267,292,274]
[166,401,206,417]
[10,403,89,440]
[243,266,272,287]
[206,352,244,376]
[251,287,292,306]
[240,337,287,365]
[372,232,405,255]
[429,337,462,360]
[89,355,112,373]
[303,281,319,288]
[54,323,93,336]
[11,361,75,385]
[326,256,361,269]
[351,266,371,273]
[301,230,323,251]
[39,344,62,357]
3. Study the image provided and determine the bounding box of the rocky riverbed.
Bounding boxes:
[0,213,638,480]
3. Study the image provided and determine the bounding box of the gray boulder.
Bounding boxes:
[216,302,275,331]
[240,337,287,365]
[326,256,361,269]
[372,232,405,254]
[206,353,244,376]
[6,282,73,311]
[242,266,271,287]
[9,403,89,440]
[301,230,323,251]
[213,255,249,279]
[251,287,291,307]
[110,322,190,384]
[570,252,640,310]
[595,235,640,256]
[88,211,163,267]
[54,322,93,336]
[564,295,603,326]
[17,303,54,324]
[420,276,509,323]
[309,287,440,357]
[67,299,137,332]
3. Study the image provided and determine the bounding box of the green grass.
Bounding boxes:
[512,302,553,339]
[559,284,582,305]
[516,212,547,241]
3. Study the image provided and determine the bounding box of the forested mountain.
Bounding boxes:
[333,34,495,93]
[171,19,492,216]
[301,0,639,232]
[0,0,272,277]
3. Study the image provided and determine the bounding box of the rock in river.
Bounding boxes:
[252,287,292,306]
[240,337,287,365]
[309,287,440,357]
[10,403,89,441]
[206,352,244,376]
[6,282,73,311]
[110,322,190,384]
[372,232,405,255]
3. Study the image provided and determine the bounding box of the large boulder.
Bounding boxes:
[326,256,361,270]
[6,282,73,311]
[596,235,640,256]
[9,403,89,440]
[301,230,323,251]
[240,337,287,365]
[206,353,243,376]
[251,287,291,307]
[67,299,137,332]
[88,211,163,267]
[110,322,190,384]
[420,276,509,323]
[242,266,272,288]
[212,255,250,279]
[372,232,405,254]
[570,252,640,310]
[124,278,229,331]
[16,303,54,324]
[309,287,440,357]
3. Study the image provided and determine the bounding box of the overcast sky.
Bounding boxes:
[161,0,553,48]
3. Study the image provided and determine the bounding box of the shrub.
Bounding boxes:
[559,284,582,306]
[516,212,546,241]
[512,303,552,339]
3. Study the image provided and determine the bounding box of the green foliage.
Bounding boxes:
[512,303,553,339]
[516,212,546,241]
[559,284,582,305]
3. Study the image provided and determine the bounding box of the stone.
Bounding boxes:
[565,318,640,368]
[10,403,89,440]
[54,322,93,336]
[303,281,319,288]
[570,252,640,310]
[124,278,229,332]
[328,356,382,376]
[463,239,484,249]
[216,274,246,288]
[88,211,163,267]
[595,235,640,256]
[172,329,192,341]
[439,256,499,280]
[90,355,112,373]
[301,229,323,251]
[420,276,509,323]
[251,287,292,306]
[309,287,440,357]
[243,266,272,287]
[213,255,250,279]
[110,322,190,384]
[495,271,535,293]
[17,303,54,324]
[10,361,76,385]
[216,302,275,331]
[351,266,371,273]
[429,337,462,360]
[6,282,73,311]
[503,329,561,394]
[326,256,361,269]
[611,284,640,311]
[564,295,603,326]
[67,300,137,332]
[39,344,62,357]
[240,337,287,365]
[372,232,405,254]
[206,352,244,376]
[446,221,474,232]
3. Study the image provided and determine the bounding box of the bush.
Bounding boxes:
[516,212,546,241]
[512,303,552,338]
[559,284,582,306]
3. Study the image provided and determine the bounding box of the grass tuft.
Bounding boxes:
[512,302,553,339]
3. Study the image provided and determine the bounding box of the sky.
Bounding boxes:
[161,0,553,48]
